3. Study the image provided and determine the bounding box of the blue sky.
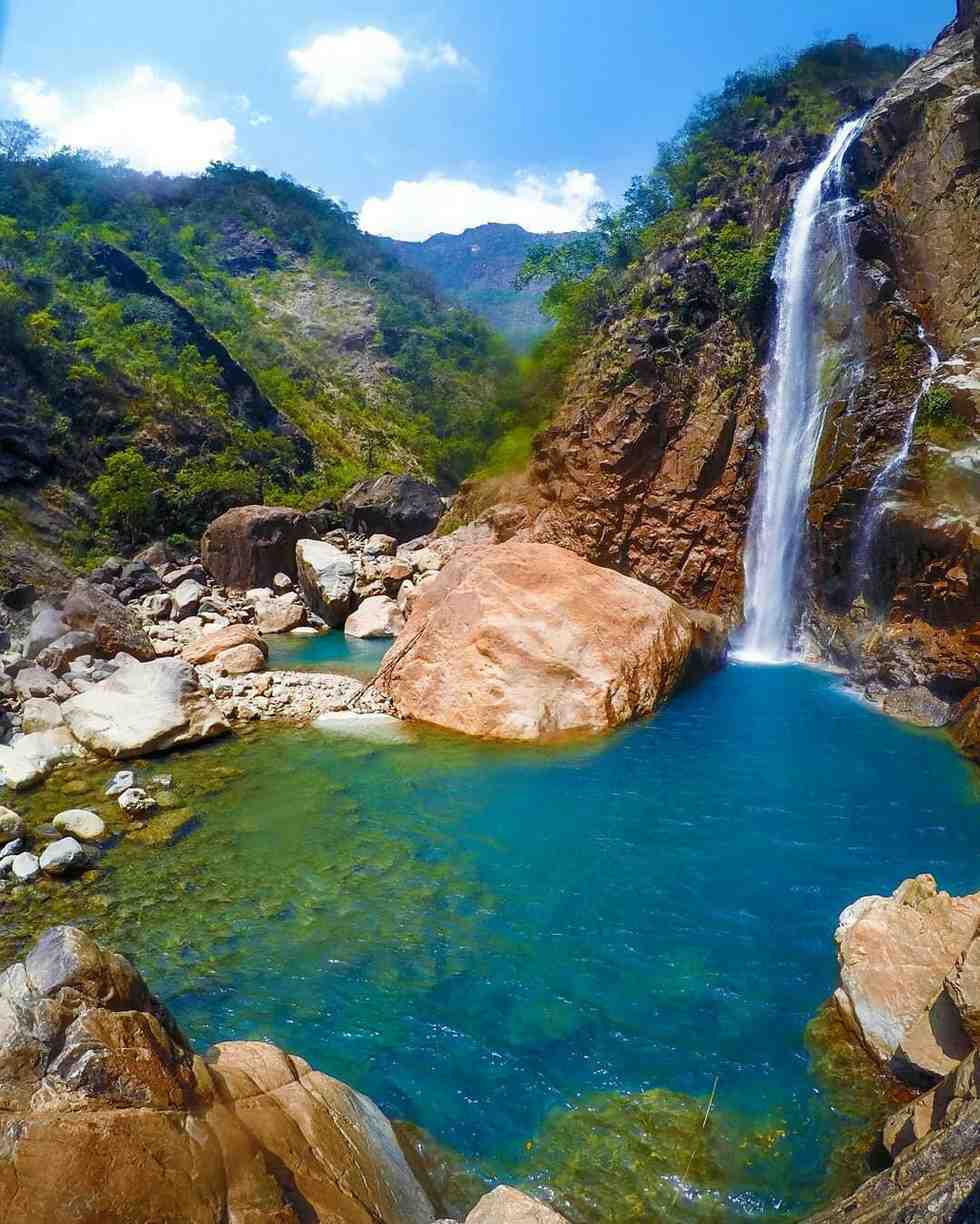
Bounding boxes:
[0,0,953,239]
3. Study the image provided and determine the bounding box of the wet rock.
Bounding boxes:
[105,770,136,797]
[39,836,87,876]
[61,658,229,759]
[0,925,436,1224]
[881,685,952,727]
[181,624,267,666]
[53,809,106,842]
[342,474,444,542]
[0,728,76,789]
[62,580,155,662]
[345,594,404,639]
[830,875,980,1086]
[201,505,310,590]
[118,787,157,815]
[10,850,40,882]
[296,538,355,627]
[380,540,727,741]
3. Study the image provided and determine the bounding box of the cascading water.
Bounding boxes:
[739,118,866,662]
[851,329,940,600]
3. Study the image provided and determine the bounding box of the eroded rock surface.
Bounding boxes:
[0,925,437,1224]
[201,506,310,590]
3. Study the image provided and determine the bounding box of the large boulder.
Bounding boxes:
[830,875,980,1086]
[342,475,444,542]
[201,505,309,590]
[61,658,229,759]
[0,926,436,1224]
[296,539,355,627]
[378,540,726,741]
[62,580,155,661]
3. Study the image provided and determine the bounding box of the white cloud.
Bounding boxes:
[5,67,236,174]
[360,170,605,241]
[288,26,466,109]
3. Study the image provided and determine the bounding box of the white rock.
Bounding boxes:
[272,572,294,592]
[344,595,404,639]
[39,837,87,876]
[20,698,65,735]
[0,729,77,790]
[296,539,355,628]
[53,809,106,841]
[10,851,40,882]
[61,658,229,759]
[105,770,136,797]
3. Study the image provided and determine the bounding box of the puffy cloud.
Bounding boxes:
[360,170,605,241]
[5,67,236,174]
[288,26,466,109]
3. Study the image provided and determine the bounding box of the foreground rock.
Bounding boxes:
[0,925,436,1223]
[342,474,444,542]
[378,540,726,740]
[830,875,980,1085]
[201,505,309,589]
[61,658,229,758]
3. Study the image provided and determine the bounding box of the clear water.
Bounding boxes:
[265,630,389,679]
[10,662,980,1220]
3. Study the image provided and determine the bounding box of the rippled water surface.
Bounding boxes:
[11,662,980,1220]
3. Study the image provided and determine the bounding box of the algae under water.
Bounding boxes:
[7,661,980,1220]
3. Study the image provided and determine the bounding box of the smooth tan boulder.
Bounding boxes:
[254,595,306,634]
[182,624,268,665]
[0,926,436,1224]
[378,540,726,741]
[831,875,980,1085]
[214,643,267,676]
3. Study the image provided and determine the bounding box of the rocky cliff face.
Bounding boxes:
[381,224,577,350]
[804,2,980,706]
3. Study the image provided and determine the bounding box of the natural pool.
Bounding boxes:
[8,660,980,1220]
[265,630,389,679]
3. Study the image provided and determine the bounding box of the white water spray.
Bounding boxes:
[739,118,866,662]
[851,329,940,597]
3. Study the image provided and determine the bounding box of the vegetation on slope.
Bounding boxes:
[480,37,918,478]
[0,131,520,557]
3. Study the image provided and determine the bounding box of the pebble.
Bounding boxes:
[53,809,107,842]
[10,852,40,882]
[118,787,157,815]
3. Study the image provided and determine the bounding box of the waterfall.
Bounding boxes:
[851,329,940,600]
[739,118,866,662]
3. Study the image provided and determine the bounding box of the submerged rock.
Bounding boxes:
[0,728,77,790]
[0,925,437,1223]
[379,540,726,741]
